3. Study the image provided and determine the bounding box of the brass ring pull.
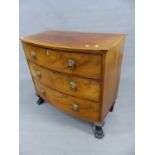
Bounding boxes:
[31,51,36,60]
[68,59,76,69]
[69,81,77,90]
[72,103,79,111]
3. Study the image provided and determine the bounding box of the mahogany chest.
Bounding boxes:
[21,30,126,139]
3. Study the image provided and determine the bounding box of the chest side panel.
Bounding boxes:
[100,40,125,122]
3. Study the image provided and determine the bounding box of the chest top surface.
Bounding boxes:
[21,30,126,52]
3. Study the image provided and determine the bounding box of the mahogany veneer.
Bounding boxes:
[21,30,126,139]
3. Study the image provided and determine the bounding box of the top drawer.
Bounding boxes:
[23,43,101,79]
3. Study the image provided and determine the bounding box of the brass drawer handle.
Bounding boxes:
[68,59,76,69]
[31,51,36,60]
[72,103,79,111]
[35,71,41,79]
[69,81,77,90]
[41,90,46,96]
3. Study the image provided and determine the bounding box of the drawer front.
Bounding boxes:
[35,80,99,122]
[29,62,100,102]
[23,43,101,79]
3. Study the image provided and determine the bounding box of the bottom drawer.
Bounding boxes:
[34,80,99,122]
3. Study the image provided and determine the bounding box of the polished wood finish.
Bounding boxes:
[23,43,101,79]
[99,40,125,122]
[21,30,126,125]
[29,62,100,102]
[35,80,99,122]
[21,30,126,52]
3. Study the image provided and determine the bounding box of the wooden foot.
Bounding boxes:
[37,96,44,105]
[94,125,104,139]
[109,104,114,112]
[109,101,116,112]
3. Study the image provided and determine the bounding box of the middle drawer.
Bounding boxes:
[29,62,100,102]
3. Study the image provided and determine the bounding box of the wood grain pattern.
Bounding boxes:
[21,30,126,124]
[99,39,125,122]
[21,30,126,52]
[23,43,101,79]
[35,80,99,122]
[29,61,100,102]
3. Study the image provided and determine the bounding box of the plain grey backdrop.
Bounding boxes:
[19,0,135,155]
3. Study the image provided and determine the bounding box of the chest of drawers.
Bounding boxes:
[21,30,126,139]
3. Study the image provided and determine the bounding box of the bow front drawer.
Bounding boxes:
[35,81,99,122]
[23,43,101,79]
[29,62,100,102]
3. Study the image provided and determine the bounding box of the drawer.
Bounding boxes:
[35,80,99,122]
[29,62,100,102]
[23,43,101,79]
